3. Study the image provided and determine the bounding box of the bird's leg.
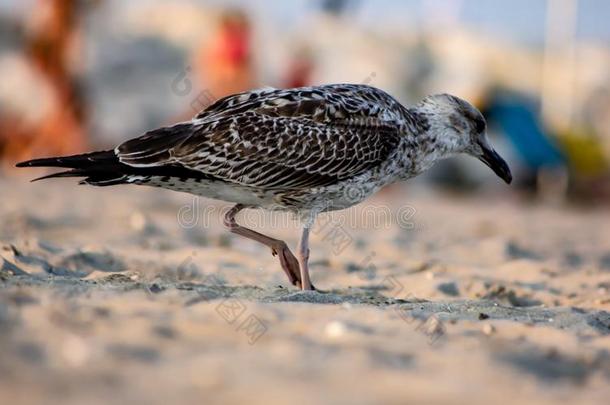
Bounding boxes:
[297,226,315,291]
[223,204,302,287]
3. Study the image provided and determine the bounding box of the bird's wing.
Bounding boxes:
[192,86,280,120]
[116,84,404,190]
[193,84,407,123]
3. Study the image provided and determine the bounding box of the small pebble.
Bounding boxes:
[149,284,164,294]
[437,282,459,297]
[324,321,346,339]
[482,324,496,335]
[129,212,147,231]
[62,334,90,367]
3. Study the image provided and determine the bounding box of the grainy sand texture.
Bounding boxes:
[1,177,609,405]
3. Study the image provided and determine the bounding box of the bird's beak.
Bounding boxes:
[477,141,512,184]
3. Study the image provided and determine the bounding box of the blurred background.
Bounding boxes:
[1,0,609,203]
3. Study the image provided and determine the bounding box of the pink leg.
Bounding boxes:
[223,204,302,287]
[297,226,315,291]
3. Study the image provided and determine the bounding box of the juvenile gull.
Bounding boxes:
[17,84,512,290]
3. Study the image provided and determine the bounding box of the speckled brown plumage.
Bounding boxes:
[17,83,512,290]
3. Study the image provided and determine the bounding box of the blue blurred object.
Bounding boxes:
[485,90,565,170]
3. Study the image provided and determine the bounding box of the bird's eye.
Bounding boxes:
[474,118,486,133]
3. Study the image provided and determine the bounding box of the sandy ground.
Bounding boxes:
[1,175,609,405]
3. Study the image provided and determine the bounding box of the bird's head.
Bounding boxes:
[417,94,512,184]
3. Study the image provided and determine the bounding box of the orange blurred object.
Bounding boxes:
[196,9,256,99]
[284,46,315,89]
[1,0,88,167]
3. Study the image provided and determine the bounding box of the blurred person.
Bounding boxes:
[556,131,610,202]
[1,0,89,167]
[583,86,610,155]
[557,87,610,201]
[483,87,610,203]
[195,9,255,99]
[283,45,315,88]
[482,88,565,198]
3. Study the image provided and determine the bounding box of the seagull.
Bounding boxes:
[17,84,512,290]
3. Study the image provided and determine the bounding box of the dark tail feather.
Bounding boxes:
[16,150,115,169]
[16,150,128,186]
[31,169,91,182]
[17,149,216,187]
